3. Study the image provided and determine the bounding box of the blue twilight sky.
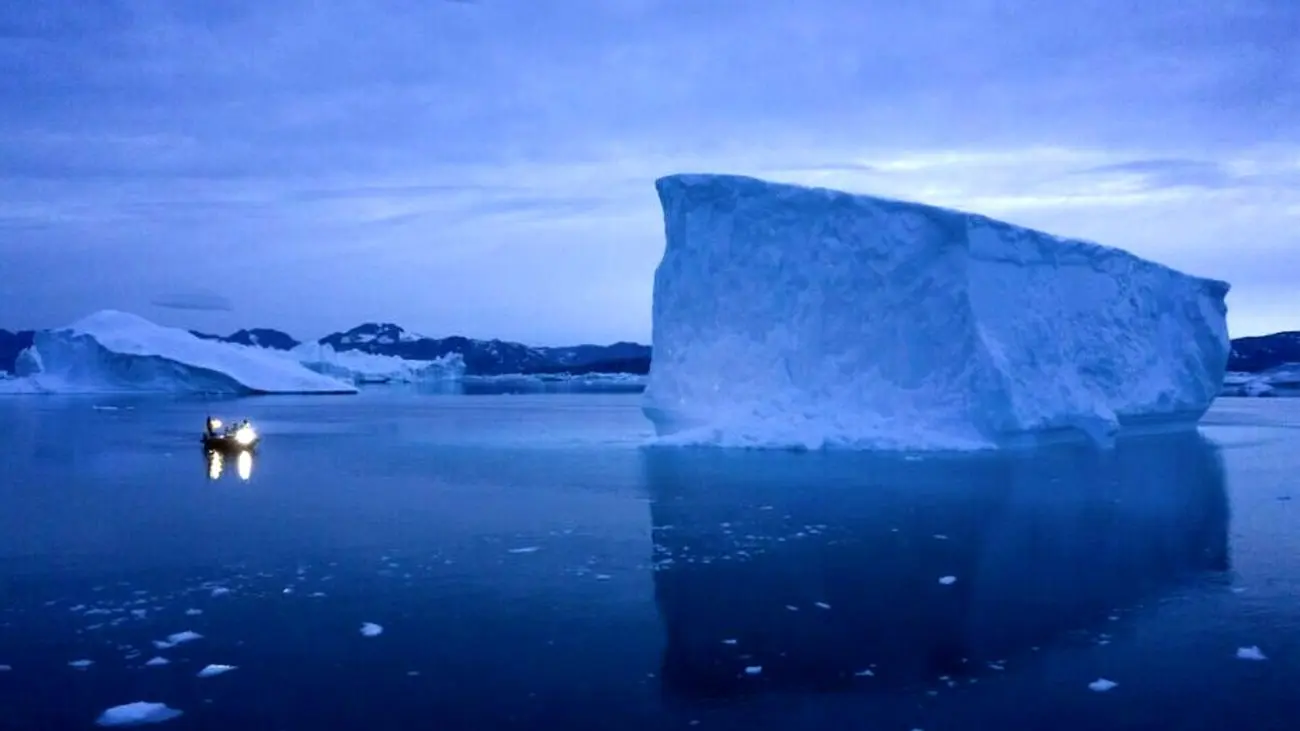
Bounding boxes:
[1,0,1297,345]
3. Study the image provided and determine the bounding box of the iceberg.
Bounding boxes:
[643,174,1231,450]
[5,310,356,395]
[1220,365,1300,398]
[288,341,465,385]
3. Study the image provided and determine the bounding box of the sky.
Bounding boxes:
[0,0,1297,345]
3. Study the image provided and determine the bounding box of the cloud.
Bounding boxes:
[1076,159,1237,190]
[150,290,235,312]
[0,0,1296,341]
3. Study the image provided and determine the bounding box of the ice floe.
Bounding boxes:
[1236,645,1267,660]
[1088,678,1118,692]
[94,702,183,726]
[153,631,202,649]
[144,657,170,667]
[196,664,236,678]
[361,622,384,637]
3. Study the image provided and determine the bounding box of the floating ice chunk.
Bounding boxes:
[1236,646,1267,661]
[938,576,957,585]
[309,592,327,598]
[785,605,799,611]
[154,631,202,649]
[933,534,949,540]
[1088,678,1118,692]
[594,574,612,581]
[743,666,762,676]
[722,639,738,645]
[814,602,831,610]
[69,659,94,669]
[184,609,203,616]
[196,664,236,678]
[361,622,384,637]
[854,669,874,677]
[507,546,540,554]
[0,664,11,671]
[94,702,183,726]
[144,657,170,667]
[131,609,147,619]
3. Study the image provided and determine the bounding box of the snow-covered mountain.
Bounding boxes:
[315,323,649,376]
[1228,331,1300,373]
[200,328,302,351]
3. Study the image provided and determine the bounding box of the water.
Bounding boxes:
[1,392,1298,730]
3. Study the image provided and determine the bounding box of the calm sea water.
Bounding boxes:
[1,392,1298,730]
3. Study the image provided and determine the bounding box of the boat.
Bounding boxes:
[201,417,260,452]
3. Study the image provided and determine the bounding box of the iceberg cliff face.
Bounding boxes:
[13,310,356,395]
[643,174,1230,450]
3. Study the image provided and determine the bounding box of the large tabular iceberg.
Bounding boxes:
[8,310,356,395]
[643,174,1231,450]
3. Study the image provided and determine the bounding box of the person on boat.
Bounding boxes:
[205,416,220,438]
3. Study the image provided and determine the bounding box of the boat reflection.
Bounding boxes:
[205,448,254,481]
[642,431,1229,701]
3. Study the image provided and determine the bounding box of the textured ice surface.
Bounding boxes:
[7,311,355,395]
[643,174,1231,450]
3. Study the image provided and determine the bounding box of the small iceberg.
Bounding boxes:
[95,702,183,726]
[1088,678,1118,692]
[507,546,540,554]
[361,622,384,637]
[184,609,203,616]
[196,664,236,678]
[938,576,957,585]
[1236,646,1267,661]
[144,657,170,667]
[743,666,762,676]
[69,659,94,669]
[0,664,12,671]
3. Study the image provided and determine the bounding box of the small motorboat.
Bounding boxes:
[201,417,260,452]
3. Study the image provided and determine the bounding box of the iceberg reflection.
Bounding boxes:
[642,431,1228,701]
